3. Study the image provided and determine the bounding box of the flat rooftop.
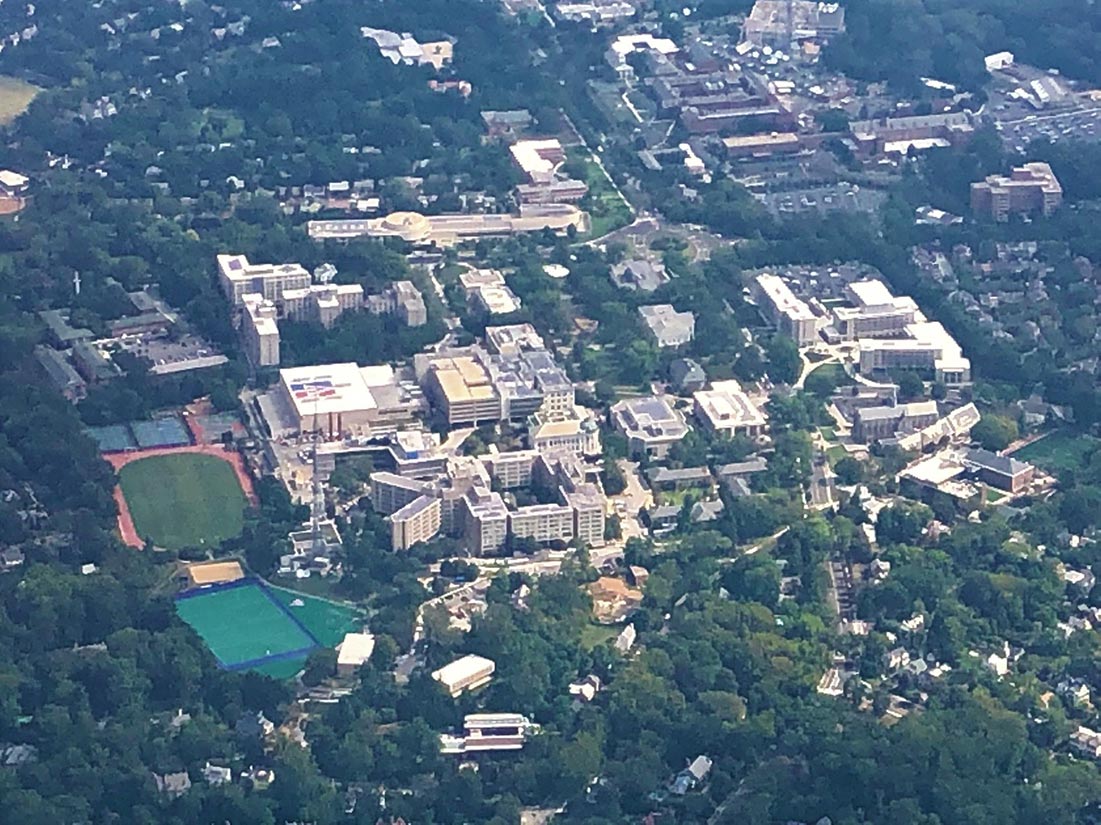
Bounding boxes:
[280,362,399,418]
[431,356,497,403]
[694,380,767,428]
[755,273,816,321]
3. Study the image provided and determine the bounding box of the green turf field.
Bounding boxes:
[119,453,246,549]
[267,586,362,647]
[1013,431,1099,474]
[176,583,316,669]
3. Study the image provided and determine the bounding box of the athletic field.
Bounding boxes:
[176,579,363,678]
[1013,431,1100,474]
[118,453,247,549]
[176,580,317,672]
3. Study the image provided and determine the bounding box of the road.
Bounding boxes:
[809,456,837,509]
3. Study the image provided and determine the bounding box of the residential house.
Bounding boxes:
[670,755,712,795]
[153,771,192,798]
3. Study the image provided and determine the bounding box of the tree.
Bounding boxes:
[834,456,864,485]
[972,414,1019,452]
[766,335,801,385]
[896,370,925,401]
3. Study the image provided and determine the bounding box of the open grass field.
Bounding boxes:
[568,148,633,238]
[176,582,316,669]
[119,453,247,549]
[1012,430,1099,474]
[0,76,39,125]
[580,623,619,651]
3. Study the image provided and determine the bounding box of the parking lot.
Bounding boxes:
[759,182,887,216]
[994,103,1101,149]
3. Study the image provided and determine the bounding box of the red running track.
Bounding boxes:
[105,444,258,549]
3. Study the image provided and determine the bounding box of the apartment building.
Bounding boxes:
[390,495,442,550]
[562,485,606,547]
[509,502,576,544]
[282,283,365,327]
[462,488,511,555]
[752,273,820,345]
[217,254,310,305]
[481,450,538,489]
[219,254,366,367]
[971,162,1063,222]
[242,297,280,368]
[371,471,432,515]
[367,280,428,327]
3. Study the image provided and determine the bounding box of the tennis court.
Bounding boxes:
[87,424,137,453]
[176,579,319,672]
[191,411,248,444]
[132,415,191,449]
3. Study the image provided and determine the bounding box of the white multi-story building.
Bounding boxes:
[528,408,602,457]
[858,321,971,384]
[368,280,428,326]
[693,380,768,437]
[219,254,364,367]
[752,273,821,346]
[508,502,577,545]
[611,396,691,458]
[638,304,695,348]
[481,450,538,489]
[832,279,919,340]
[217,254,311,305]
[371,471,433,515]
[242,296,280,367]
[390,495,442,550]
[462,489,510,555]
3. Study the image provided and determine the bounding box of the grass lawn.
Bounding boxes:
[1013,430,1099,474]
[0,76,39,125]
[568,148,632,238]
[819,426,837,441]
[580,623,619,650]
[120,453,247,549]
[827,445,847,464]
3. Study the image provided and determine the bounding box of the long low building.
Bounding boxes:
[432,654,496,697]
[440,713,539,754]
[307,205,586,245]
[857,321,970,385]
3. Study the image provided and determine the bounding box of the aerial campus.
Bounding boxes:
[7,0,1101,822]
